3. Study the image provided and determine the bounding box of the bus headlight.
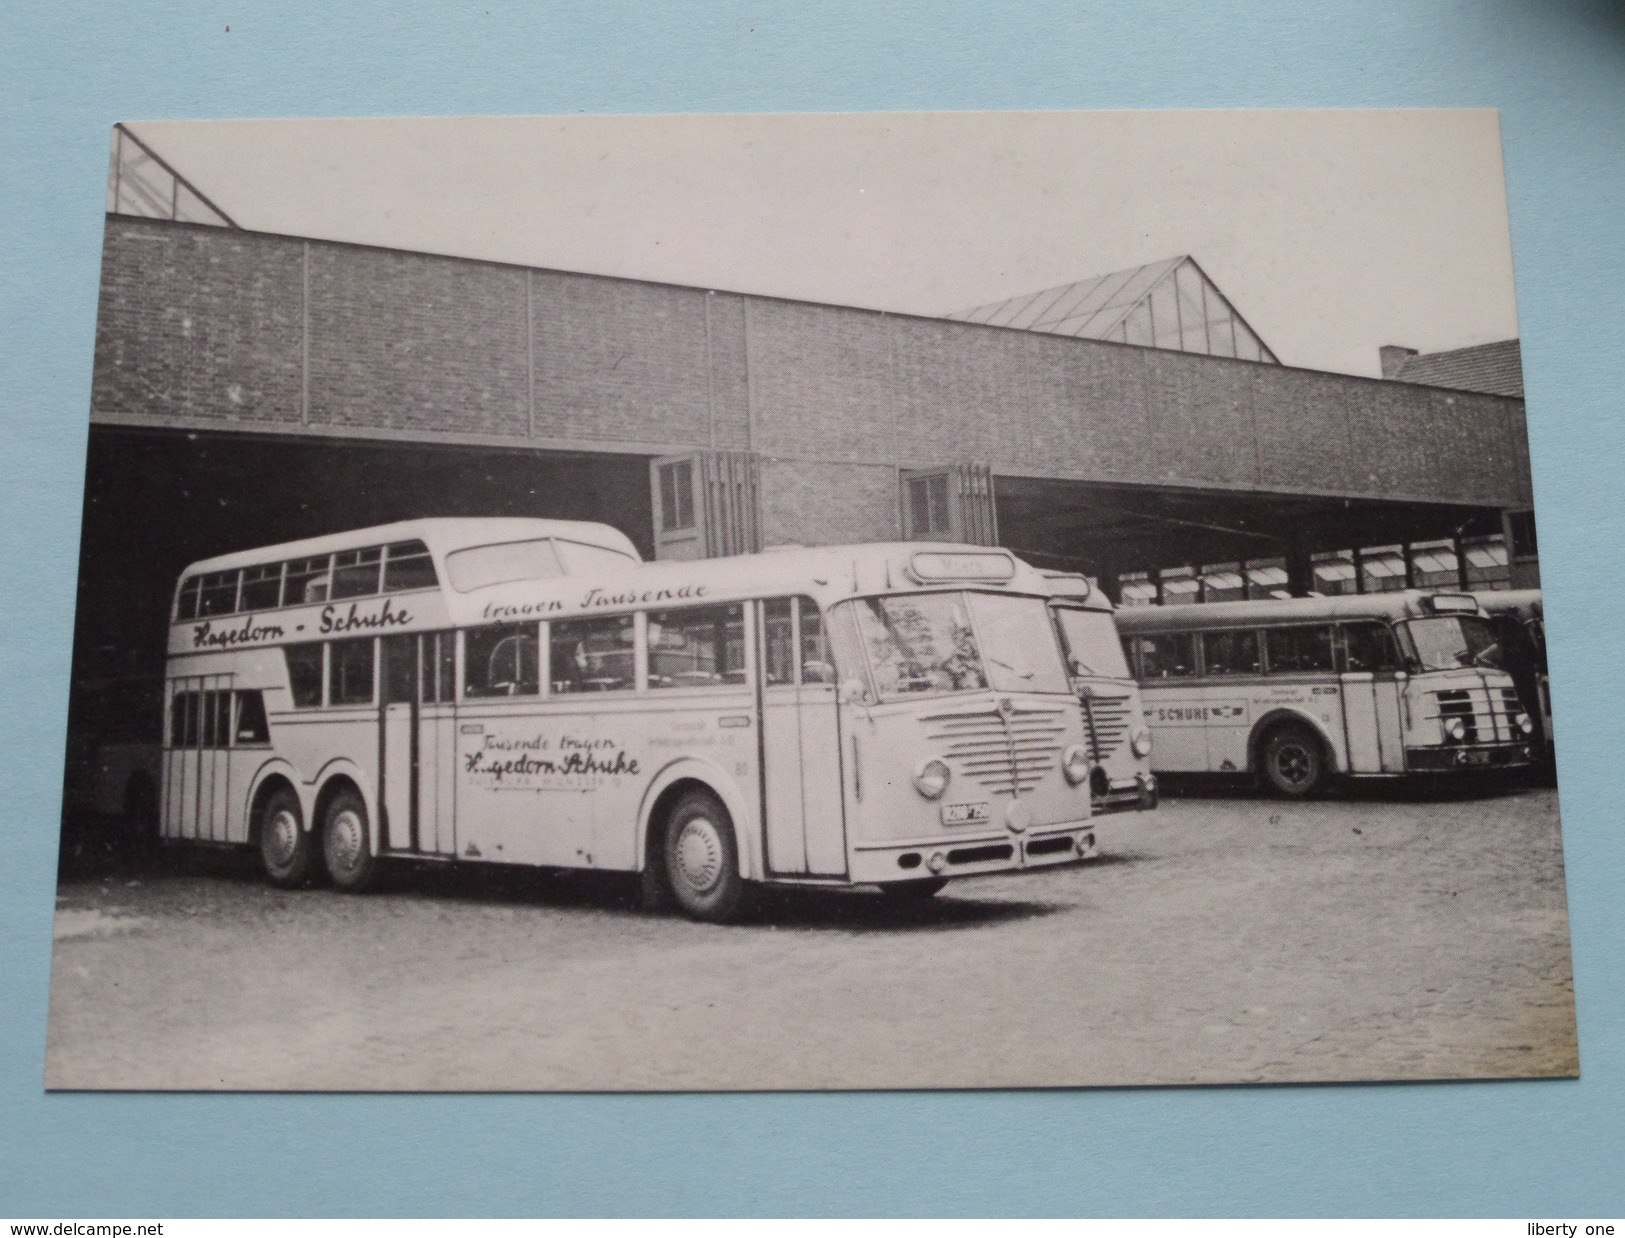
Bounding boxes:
[1061,744,1091,786]
[912,757,951,800]
[1443,717,1467,742]
[1131,727,1153,758]
[1517,714,1535,735]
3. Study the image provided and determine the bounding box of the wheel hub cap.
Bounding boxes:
[675,818,722,893]
[328,809,365,873]
[266,810,300,866]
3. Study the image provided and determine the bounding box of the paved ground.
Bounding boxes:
[45,782,1577,1091]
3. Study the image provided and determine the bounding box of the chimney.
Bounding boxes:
[1380,345,1418,379]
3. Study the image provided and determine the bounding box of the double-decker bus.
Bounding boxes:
[1039,572,1157,814]
[160,520,1105,920]
[1472,589,1554,770]
[1114,591,1537,796]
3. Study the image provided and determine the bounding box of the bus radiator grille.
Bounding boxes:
[1435,687,1518,744]
[923,705,1068,796]
[1080,693,1133,762]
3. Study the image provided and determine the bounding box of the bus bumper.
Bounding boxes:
[1405,743,1534,772]
[1094,772,1158,815]
[851,822,1096,884]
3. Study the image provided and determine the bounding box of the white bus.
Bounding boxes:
[161,520,1105,920]
[1040,572,1158,814]
[1114,591,1537,796]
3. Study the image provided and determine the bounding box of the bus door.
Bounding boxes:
[758,597,847,877]
[1338,623,1406,774]
[380,633,458,855]
[162,673,234,841]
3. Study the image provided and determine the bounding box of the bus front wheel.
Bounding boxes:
[321,788,377,893]
[1260,724,1327,798]
[259,787,318,888]
[663,789,744,923]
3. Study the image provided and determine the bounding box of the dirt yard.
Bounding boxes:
[45,784,1577,1091]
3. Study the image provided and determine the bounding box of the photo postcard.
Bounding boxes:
[47,109,1577,1090]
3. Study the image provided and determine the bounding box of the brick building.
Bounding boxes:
[74,210,1540,695]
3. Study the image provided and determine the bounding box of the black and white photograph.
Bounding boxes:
[48,109,1577,1091]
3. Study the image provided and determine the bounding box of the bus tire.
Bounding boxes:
[663,789,744,923]
[259,786,318,888]
[321,787,377,893]
[880,877,948,900]
[1260,723,1327,798]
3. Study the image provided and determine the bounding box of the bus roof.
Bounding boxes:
[176,517,641,577]
[452,541,1055,626]
[1113,590,1482,633]
[1471,589,1542,620]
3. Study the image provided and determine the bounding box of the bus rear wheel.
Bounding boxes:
[321,788,377,893]
[259,787,318,888]
[1261,723,1327,798]
[663,789,744,923]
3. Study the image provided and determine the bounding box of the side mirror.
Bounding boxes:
[839,679,870,706]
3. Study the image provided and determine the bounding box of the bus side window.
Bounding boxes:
[284,643,324,707]
[234,691,270,744]
[551,615,635,693]
[198,570,241,617]
[175,577,202,621]
[648,604,746,689]
[1202,629,1261,675]
[382,634,418,704]
[330,637,377,705]
[382,540,438,592]
[239,563,283,611]
[1340,622,1401,673]
[169,689,200,747]
[1266,625,1335,673]
[798,596,835,684]
[332,547,383,599]
[465,625,540,697]
[764,598,795,686]
[1140,632,1198,678]
[199,690,232,747]
[283,556,332,606]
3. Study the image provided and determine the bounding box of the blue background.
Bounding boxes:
[2,0,1621,1217]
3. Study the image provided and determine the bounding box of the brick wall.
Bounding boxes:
[91,217,1535,522]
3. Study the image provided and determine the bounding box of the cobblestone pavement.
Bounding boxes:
[45,784,1577,1091]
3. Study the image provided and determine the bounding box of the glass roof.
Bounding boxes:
[106,125,236,227]
[946,256,1278,364]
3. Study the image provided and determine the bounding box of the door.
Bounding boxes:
[1338,623,1408,774]
[379,633,459,854]
[162,674,233,841]
[758,597,848,877]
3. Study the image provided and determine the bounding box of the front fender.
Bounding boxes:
[635,756,757,879]
[1248,707,1342,774]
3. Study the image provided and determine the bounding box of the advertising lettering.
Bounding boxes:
[1153,702,1248,726]
[464,731,641,789]
[482,582,709,623]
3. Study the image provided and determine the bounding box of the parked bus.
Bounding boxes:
[161,520,1106,920]
[1114,591,1537,796]
[1040,572,1157,814]
[1471,589,1554,770]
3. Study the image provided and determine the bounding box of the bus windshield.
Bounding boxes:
[1400,615,1504,672]
[1052,606,1131,679]
[848,591,1070,699]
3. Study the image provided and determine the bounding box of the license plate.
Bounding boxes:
[941,801,990,826]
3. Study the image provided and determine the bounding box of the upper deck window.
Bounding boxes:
[382,541,437,592]
[239,563,284,611]
[197,571,240,617]
[283,556,332,606]
[331,547,383,599]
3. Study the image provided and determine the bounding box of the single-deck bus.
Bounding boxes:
[161,520,1106,920]
[1114,591,1537,796]
[1040,572,1158,814]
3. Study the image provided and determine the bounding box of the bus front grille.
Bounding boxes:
[923,704,1068,796]
[1434,686,1522,743]
[1080,692,1133,762]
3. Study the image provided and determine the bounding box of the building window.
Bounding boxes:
[906,473,951,538]
[659,461,696,532]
